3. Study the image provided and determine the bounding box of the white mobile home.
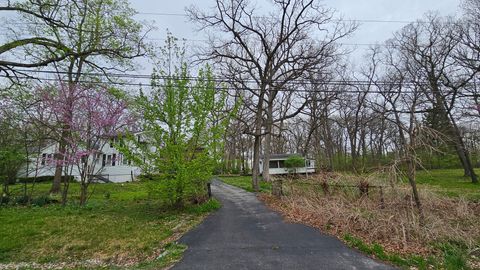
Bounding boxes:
[259,154,316,175]
[19,137,142,183]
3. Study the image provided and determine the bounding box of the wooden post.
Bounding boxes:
[379,186,385,209]
[272,178,283,198]
[207,182,212,198]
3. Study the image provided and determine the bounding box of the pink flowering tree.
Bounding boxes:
[37,82,133,205]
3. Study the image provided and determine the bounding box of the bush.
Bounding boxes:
[14,195,29,205]
[285,155,305,174]
[31,195,58,206]
[147,172,210,208]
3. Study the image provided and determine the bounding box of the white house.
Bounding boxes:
[259,154,316,175]
[19,136,143,183]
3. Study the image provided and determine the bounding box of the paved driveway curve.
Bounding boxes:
[172,180,396,270]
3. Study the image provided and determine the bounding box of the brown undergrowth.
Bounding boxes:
[260,172,480,258]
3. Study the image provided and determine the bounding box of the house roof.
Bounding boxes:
[262,153,306,160]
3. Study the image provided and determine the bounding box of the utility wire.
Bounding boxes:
[1,74,471,96]
[7,69,477,88]
[134,11,429,25]
[0,33,391,47]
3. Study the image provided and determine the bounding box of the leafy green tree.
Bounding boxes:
[284,155,305,174]
[0,112,26,202]
[122,37,235,207]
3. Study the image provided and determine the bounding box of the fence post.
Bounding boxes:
[379,186,385,209]
[207,182,212,198]
[272,178,283,198]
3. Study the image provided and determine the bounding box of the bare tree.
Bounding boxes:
[188,0,356,190]
[390,14,478,183]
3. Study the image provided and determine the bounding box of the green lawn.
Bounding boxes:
[219,169,480,201]
[219,176,271,192]
[0,181,220,269]
[415,169,480,200]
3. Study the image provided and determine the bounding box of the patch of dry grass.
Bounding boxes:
[261,172,480,262]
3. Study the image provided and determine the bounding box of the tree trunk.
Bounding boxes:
[262,98,274,182]
[252,135,261,192]
[251,89,266,192]
[450,122,478,183]
[80,183,88,206]
[262,132,272,182]
[406,157,425,225]
[50,142,65,194]
[431,85,478,183]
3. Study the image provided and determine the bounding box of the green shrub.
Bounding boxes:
[285,155,305,174]
[31,195,58,206]
[14,195,29,205]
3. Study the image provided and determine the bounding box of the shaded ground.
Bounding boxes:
[173,180,396,270]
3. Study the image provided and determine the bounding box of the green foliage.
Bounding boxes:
[0,115,26,198]
[284,155,305,168]
[121,36,235,207]
[284,155,305,174]
[15,0,146,66]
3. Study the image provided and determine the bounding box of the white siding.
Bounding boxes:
[259,157,316,175]
[18,139,143,183]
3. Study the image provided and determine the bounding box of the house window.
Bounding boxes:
[41,153,47,165]
[112,154,116,166]
[102,154,106,167]
[269,160,279,169]
[278,160,285,168]
[107,155,112,166]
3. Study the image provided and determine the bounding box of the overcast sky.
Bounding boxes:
[128,0,461,73]
[0,0,463,81]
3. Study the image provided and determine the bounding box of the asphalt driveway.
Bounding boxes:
[172,179,396,270]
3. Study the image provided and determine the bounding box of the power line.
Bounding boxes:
[135,11,425,24]
[8,68,425,87]
[0,33,392,47]
[1,73,470,96]
[0,12,432,25]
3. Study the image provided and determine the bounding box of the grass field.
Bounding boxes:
[220,169,480,200]
[415,169,480,200]
[0,181,220,269]
[219,176,271,192]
